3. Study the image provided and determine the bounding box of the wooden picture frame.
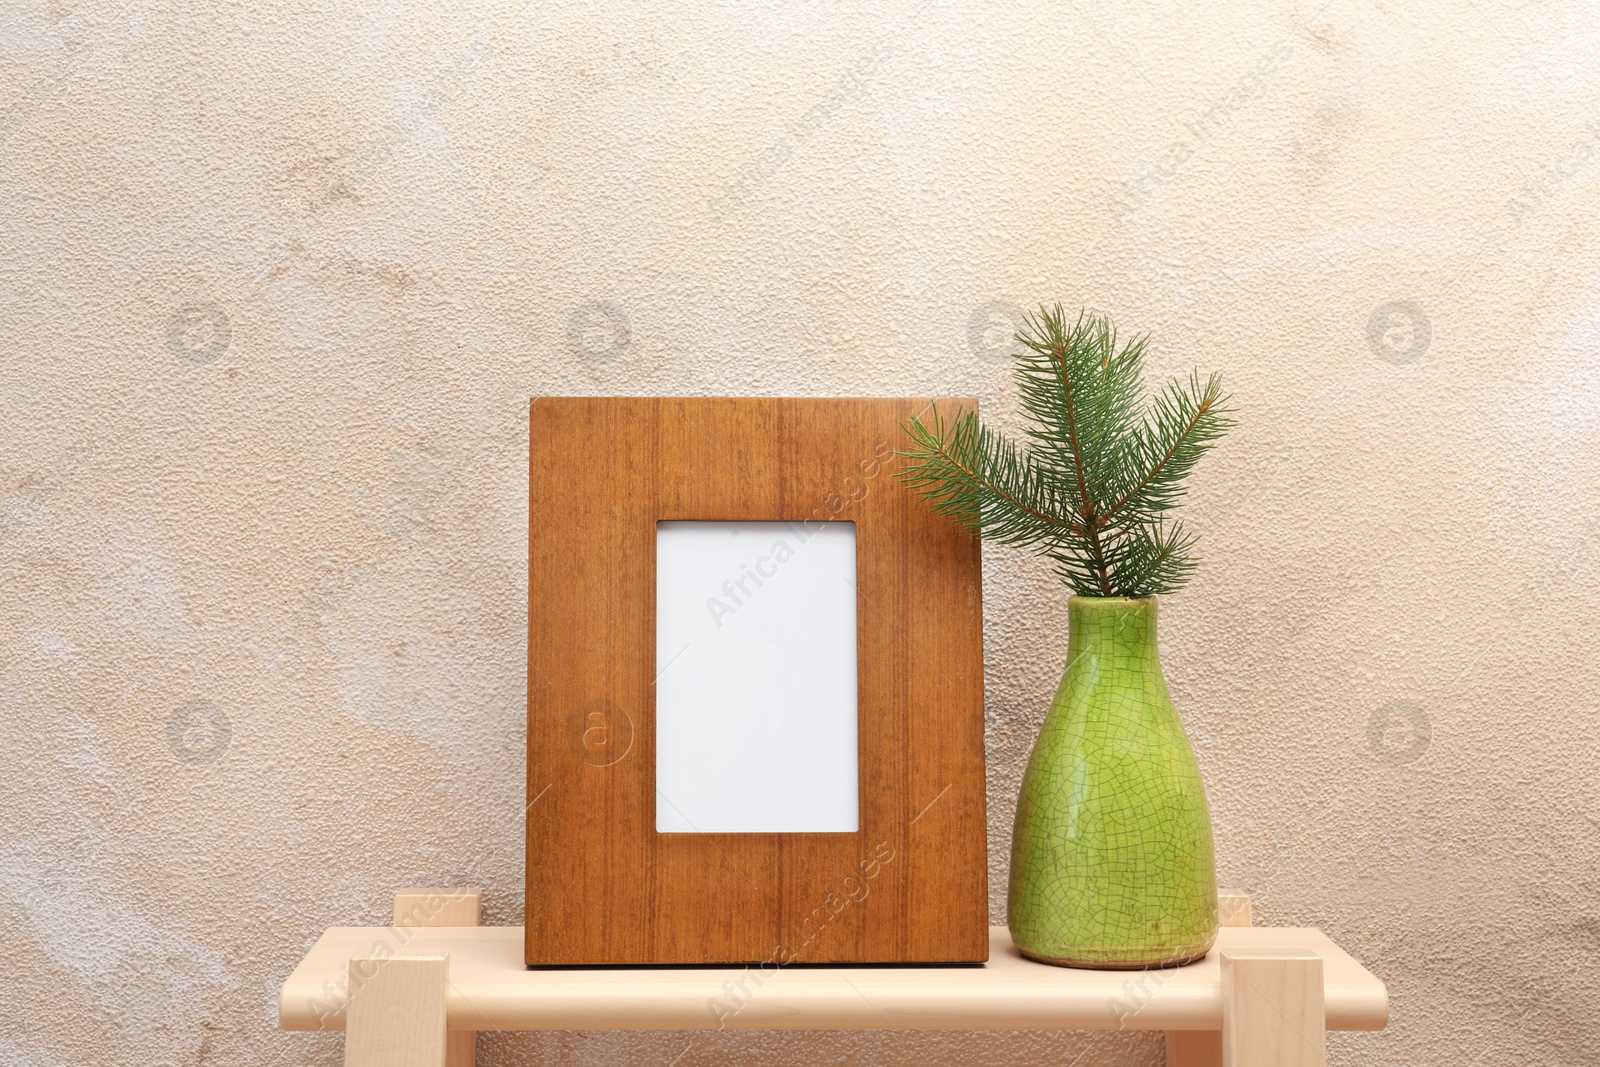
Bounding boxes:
[527,397,987,965]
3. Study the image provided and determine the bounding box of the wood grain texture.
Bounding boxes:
[394,890,480,1067]
[344,956,448,1067]
[527,397,987,964]
[394,888,482,929]
[278,926,1389,1033]
[1166,892,1254,1066]
[1221,950,1326,1067]
[1217,891,1252,929]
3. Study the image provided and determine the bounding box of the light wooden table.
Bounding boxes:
[279,889,1387,1067]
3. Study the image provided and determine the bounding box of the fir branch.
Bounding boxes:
[897,305,1233,599]
[899,406,1083,543]
[1105,370,1232,527]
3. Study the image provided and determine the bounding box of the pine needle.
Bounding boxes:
[897,306,1233,597]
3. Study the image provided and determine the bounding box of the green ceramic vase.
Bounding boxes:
[1007,596,1218,968]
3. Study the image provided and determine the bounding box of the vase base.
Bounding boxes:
[1016,946,1212,970]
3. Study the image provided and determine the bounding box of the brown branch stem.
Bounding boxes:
[1046,337,1113,595]
[1103,395,1214,523]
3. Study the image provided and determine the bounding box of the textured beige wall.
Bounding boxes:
[3,0,1597,1064]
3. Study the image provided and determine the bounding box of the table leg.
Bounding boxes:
[1165,890,1253,1067]
[395,887,483,1067]
[345,955,449,1067]
[1219,949,1325,1066]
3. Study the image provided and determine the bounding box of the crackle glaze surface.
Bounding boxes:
[2,1,1598,1065]
[1009,598,1218,969]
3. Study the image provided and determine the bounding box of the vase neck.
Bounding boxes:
[1066,596,1160,664]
